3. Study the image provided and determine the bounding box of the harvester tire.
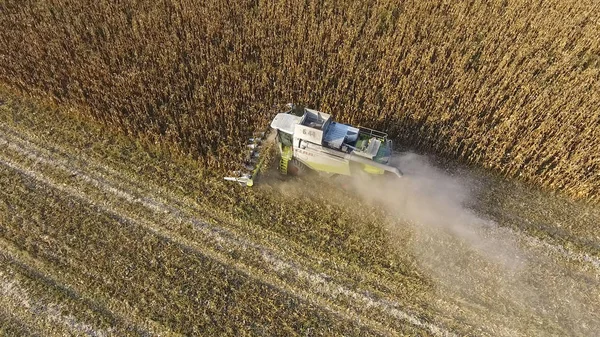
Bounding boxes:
[287,158,306,176]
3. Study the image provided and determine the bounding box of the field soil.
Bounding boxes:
[1,91,599,336]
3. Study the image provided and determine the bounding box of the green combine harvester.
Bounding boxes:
[225,104,403,186]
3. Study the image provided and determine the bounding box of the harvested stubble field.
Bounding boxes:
[1,87,600,336]
[1,0,600,336]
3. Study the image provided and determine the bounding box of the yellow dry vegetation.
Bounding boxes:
[0,0,598,200]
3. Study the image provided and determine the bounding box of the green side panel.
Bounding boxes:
[303,160,351,176]
[279,131,293,147]
[374,142,391,164]
[362,164,384,175]
[356,139,367,150]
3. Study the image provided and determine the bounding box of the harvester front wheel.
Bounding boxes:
[287,158,306,176]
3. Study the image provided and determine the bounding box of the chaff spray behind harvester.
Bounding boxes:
[225,104,402,186]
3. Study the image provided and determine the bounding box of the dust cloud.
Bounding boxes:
[352,152,524,268]
[349,152,600,336]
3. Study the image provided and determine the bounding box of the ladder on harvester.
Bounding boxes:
[279,146,293,174]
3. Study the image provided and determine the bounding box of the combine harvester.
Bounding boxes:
[225,104,402,186]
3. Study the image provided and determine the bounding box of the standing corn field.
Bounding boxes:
[0,0,598,201]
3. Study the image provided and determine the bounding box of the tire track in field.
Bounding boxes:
[0,268,113,337]
[0,127,453,336]
[2,156,400,336]
[3,118,600,335]
[0,170,191,336]
[3,119,600,336]
[0,122,429,313]
[3,122,599,275]
[0,237,163,336]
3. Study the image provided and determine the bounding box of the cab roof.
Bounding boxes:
[270,113,302,134]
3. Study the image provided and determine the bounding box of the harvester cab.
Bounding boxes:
[225,104,402,186]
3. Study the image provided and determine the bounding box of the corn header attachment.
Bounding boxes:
[224,131,271,187]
